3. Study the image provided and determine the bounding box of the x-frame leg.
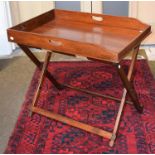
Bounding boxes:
[19,44,143,147]
[109,45,143,146]
[30,51,52,116]
[30,50,113,140]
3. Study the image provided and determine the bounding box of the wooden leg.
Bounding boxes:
[30,51,51,116]
[23,44,144,147]
[30,52,114,139]
[117,64,143,113]
[109,45,143,147]
[18,44,64,90]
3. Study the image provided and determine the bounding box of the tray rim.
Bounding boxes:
[7,9,151,63]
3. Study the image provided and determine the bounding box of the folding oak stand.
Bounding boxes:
[7,9,151,147]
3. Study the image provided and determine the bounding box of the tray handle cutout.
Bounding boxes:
[48,39,62,46]
[92,15,103,22]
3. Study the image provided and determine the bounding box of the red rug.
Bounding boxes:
[5,60,155,153]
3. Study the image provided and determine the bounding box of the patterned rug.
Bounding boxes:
[5,60,155,153]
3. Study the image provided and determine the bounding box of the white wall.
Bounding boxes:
[138,2,155,45]
[0,2,12,56]
[10,1,55,25]
[137,2,155,25]
[129,1,155,45]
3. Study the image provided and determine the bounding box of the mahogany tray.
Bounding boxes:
[7,9,151,147]
[7,9,151,63]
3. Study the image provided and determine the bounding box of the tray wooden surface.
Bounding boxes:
[7,9,151,62]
